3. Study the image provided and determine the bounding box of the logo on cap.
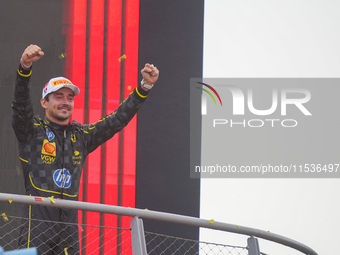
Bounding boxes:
[52,79,73,87]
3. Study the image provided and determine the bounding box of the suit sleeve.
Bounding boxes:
[12,65,35,143]
[82,85,150,153]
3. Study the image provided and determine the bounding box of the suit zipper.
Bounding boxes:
[61,129,66,198]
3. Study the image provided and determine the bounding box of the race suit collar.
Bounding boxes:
[44,117,72,130]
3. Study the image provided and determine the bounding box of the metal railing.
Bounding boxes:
[0,214,131,254]
[0,193,318,255]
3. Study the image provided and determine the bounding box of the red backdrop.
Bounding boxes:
[63,0,140,253]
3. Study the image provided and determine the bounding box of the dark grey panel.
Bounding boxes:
[0,0,64,221]
[137,0,204,241]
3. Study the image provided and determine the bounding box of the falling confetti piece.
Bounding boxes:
[118,54,126,62]
[208,219,214,224]
[236,225,240,228]
[127,86,132,90]
[16,165,21,176]
[59,53,66,59]
[8,198,13,204]
[2,213,9,222]
[49,196,56,204]
[144,208,148,210]
[35,197,44,201]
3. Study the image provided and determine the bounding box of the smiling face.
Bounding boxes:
[40,87,75,125]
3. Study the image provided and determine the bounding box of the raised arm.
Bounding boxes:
[83,63,160,153]
[12,45,44,143]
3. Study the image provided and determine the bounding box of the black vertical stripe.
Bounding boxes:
[99,0,109,254]
[117,1,127,254]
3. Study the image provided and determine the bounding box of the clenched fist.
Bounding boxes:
[141,63,159,90]
[21,44,44,66]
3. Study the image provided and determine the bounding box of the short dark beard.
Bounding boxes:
[49,112,71,123]
[54,115,70,122]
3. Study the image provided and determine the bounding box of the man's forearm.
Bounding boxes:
[12,63,34,143]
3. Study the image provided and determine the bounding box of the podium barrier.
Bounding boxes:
[0,192,318,255]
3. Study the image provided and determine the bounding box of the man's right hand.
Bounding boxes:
[21,44,44,66]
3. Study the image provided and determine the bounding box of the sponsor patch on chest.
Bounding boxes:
[46,128,55,141]
[41,139,56,156]
[53,169,72,189]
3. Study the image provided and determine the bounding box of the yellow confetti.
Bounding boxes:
[16,165,21,176]
[236,225,240,228]
[59,53,66,59]
[118,54,126,62]
[144,208,148,211]
[49,196,56,204]
[8,198,13,203]
[208,219,214,224]
[2,213,9,222]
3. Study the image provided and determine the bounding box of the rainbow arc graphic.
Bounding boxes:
[196,82,223,106]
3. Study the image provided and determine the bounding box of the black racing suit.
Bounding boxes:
[12,64,149,254]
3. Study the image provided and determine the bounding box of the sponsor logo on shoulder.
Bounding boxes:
[53,169,71,189]
[46,128,55,141]
[71,134,76,143]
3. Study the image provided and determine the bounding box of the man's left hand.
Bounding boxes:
[141,63,159,90]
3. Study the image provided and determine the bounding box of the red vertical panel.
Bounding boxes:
[121,1,140,253]
[63,0,87,252]
[65,0,140,254]
[86,0,105,254]
[122,0,140,210]
[64,0,87,123]
[103,0,122,253]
